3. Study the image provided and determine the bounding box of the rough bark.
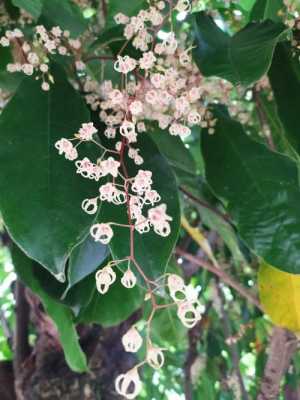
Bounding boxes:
[257,327,298,400]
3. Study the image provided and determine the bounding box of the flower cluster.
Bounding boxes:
[0,25,82,90]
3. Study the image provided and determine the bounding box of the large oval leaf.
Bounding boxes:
[192,12,287,86]
[0,65,97,278]
[202,106,300,274]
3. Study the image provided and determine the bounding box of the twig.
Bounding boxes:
[13,280,31,376]
[257,327,298,400]
[176,248,262,311]
[179,186,231,224]
[216,282,249,400]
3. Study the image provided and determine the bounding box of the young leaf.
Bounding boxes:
[12,245,88,373]
[202,106,300,274]
[192,12,287,86]
[268,43,300,155]
[0,65,97,278]
[99,133,181,279]
[258,262,300,332]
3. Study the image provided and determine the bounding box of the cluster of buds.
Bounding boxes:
[0,25,82,90]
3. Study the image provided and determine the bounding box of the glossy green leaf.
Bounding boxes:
[12,0,43,18]
[202,106,300,274]
[77,269,143,327]
[40,0,87,37]
[192,12,287,86]
[268,43,300,155]
[12,245,88,373]
[0,65,97,278]
[250,0,284,22]
[99,133,181,280]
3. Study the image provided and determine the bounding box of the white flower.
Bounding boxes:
[95,265,116,294]
[81,197,98,215]
[41,82,50,91]
[148,204,172,237]
[100,157,120,178]
[114,55,137,74]
[147,346,165,369]
[90,223,113,244]
[77,122,97,141]
[55,138,78,160]
[177,302,201,329]
[115,367,142,399]
[167,274,186,302]
[121,269,137,289]
[122,327,143,353]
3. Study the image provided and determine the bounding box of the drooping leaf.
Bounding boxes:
[99,133,181,280]
[192,12,287,86]
[0,64,97,278]
[250,0,284,22]
[268,43,300,155]
[40,0,87,37]
[258,262,300,332]
[12,245,88,373]
[202,106,300,274]
[12,0,43,19]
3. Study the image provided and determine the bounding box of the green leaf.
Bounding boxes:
[99,133,181,280]
[202,106,300,274]
[12,0,43,19]
[268,43,300,155]
[12,245,88,373]
[192,12,287,86]
[250,0,284,22]
[77,269,143,327]
[40,0,87,37]
[0,65,97,278]
[149,128,199,191]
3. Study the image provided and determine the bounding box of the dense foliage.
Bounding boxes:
[0,0,300,399]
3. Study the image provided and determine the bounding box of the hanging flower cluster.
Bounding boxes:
[0,25,82,90]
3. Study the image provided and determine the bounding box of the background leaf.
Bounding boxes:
[268,42,300,155]
[192,12,287,86]
[202,106,300,274]
[250,0,284,22]
[0,64,97,278]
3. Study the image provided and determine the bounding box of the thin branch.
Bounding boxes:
[257,327,298,400]
[216,282,249,400]
[176,248,263,311]
[180,186,231,224]
[13,280,31,377]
